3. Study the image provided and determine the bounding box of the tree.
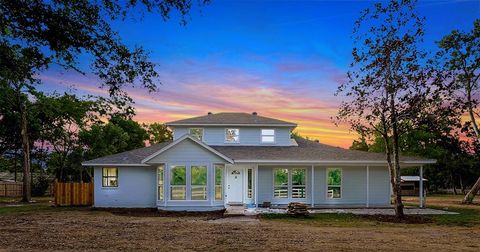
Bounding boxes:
[147,123,173,144]
[348,124,478,194]
[437,19,480,203]
[0,44,48,202]
[336,0,435,218]
[0,0,208,201]
[80,117,149,161]
[35,92,97,182]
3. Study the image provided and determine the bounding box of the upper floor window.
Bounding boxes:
[261,129,275,143]
[225,128,239,143]
[189,128,203,141]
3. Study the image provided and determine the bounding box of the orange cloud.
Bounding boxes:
[39,56,358,148]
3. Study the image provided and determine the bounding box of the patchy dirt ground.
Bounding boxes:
[0,209,479,251]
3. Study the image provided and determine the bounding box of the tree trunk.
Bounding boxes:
[14,150,18,182]
[17,92,31,203]
[463,81,480,203]
[463,177,480,204]
[390,94,404,219]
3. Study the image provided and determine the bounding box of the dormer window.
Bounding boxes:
[189,128,203,141]
[225,128,239,143]
[261,129,275,143]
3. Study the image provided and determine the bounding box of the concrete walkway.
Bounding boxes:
[227,206,457,216]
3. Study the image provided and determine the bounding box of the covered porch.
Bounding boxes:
[224,162,429,209]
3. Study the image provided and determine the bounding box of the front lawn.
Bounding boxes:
[0,194,479,251]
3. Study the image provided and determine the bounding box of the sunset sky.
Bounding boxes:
[38,0,479,148]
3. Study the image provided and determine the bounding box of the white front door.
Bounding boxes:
[226,166,243,204]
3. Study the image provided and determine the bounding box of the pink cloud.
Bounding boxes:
[38,55,357,148]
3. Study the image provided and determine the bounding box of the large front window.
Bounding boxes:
[292,169,306,198]
[273,168,289,198]
[273,168,306,199]
[191,166,208,200]
[327,168,342,199]
[170,166,186,200]
[225,128,239,143]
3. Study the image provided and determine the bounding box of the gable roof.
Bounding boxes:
[81,141,171,166]
[142,135,234,164]
[81,135,234,166]
[211,137,435,165]
[166,112,297,127]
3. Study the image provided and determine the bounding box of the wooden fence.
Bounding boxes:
[54,182,93,206]
[0,182,23,197]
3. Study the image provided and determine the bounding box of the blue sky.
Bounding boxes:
[40,0,480,147]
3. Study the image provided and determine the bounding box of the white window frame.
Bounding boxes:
[102,167,118,188]
[224,128,240,143]
[190,165,208,201]
[157,165,165,201]
[189,128,204,141]
[170,165,187,201]
[272,168,307,199]
[261,129,275,143]
[326,168,343,200]
[291,168,307,199]
[169,164,212,201]
[246,168,254,199]
[214,164,224,201]
[273,168,289,199]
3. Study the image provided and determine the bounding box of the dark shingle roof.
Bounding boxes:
[211,137,429,162]
[82,137,432,166]
[166,112,297,127]
[82,141,171,165]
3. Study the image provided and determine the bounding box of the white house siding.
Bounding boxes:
[93,166,156,208]
[146,138,228,211]
[256,165,390,207]
[171,126,292,146]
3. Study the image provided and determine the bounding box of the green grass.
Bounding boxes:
[0,204,57,214]
[428,207,480,227]
[0,197,85,214]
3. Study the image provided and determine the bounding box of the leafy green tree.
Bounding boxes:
[437,19,480,203]
[34,92,97,181]
[336,0,436,219]
[146,123,173,144]
[80,117,149,161]
[0,0,208,201]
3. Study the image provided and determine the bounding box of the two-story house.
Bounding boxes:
[82,112,434,211]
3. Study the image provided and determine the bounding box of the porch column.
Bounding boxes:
[311,165,314,207]
[254,164,258,207]
[224,165,227,206]
[419,165,424,208]
[366,165,370,208]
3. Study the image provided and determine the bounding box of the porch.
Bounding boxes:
[225,163,428,209]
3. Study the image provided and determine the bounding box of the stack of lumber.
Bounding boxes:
[287,202,309,216]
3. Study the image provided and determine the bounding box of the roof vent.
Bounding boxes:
[314,140,320,143]
[207,112,212,115]
[252,112,257,116]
